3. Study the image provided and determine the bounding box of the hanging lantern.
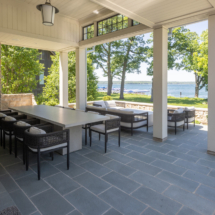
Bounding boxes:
[36,0,59,26]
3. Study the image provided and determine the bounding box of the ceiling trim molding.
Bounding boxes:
[90,0,154,28]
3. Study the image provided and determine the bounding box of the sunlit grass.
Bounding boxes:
[96,92,208,108]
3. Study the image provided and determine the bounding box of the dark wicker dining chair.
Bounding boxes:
[13,118,40,163]
[1,114,27,153]
[24,124,70,180]
[89,114,121,153]
[0,112,18,147]
[168,110,185,135]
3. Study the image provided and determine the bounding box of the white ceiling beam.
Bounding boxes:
[208,0,215,8]
[90,0,154,28]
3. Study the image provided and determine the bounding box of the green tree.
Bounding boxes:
[193,30,208,92]
[91,42,120,96]
[112,35,148,99]
[40,51,98,105]
[1,45,44,94]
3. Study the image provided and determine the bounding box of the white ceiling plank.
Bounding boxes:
[208,0,215,8]
[90,0,154,28]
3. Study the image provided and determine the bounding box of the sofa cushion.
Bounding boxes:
[120,121,147,128]
[17,121,31,127]
[168,120,184,127]
[105,100,116,108]
[0,113,7,117]
[87,111,100,115]
[91,124,119,133]
[93,101,106,108]
[5,116,16,121]
[29,143,67,152]
[29,127,46,134]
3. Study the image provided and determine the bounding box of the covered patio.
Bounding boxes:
[0,0,215,214]
[1,125,214,215]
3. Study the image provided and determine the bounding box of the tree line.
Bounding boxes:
[0,26,208,104]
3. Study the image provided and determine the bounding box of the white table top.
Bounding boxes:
[10,105,109,128]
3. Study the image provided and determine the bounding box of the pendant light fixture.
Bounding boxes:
[36,0,59,26]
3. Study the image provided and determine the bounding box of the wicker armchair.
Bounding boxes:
[24,124,70,180]
[13,118,40,163]
[1,114,27,153]
[168,110,185,134]
[185,110,195,129]
[89,115,121,153]
[0,112,18,147]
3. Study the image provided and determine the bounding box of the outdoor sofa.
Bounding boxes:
[86,100,152,135]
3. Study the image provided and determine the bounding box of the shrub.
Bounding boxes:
[103,96,112,101]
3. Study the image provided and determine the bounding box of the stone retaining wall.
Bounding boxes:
[68,100,208,125]
[1,93,37,110]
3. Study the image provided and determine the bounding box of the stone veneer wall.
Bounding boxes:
[68,100,208,125]
[1,93,37,110]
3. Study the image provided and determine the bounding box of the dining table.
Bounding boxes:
[9,105,109,155]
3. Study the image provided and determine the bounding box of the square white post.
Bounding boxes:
[76,48,87,110]
[208,15,215,154]
[59,52,68,107]
[153,27,168,142]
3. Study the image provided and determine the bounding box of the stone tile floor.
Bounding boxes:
[0,124,215,215]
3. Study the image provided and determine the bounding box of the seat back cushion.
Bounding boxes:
[5,116,16,121]
[86,106,106,111]
[103,116,111,124]
[174,108,184,114]
[0,113,7,117]
[185,106,195,111]
[29,127,46,134]
[105,100,116,108]
[93,101,106,108]
[17,121,31,126]
[119,110,134,115]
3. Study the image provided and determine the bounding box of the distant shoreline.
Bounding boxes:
[98,81,195,85]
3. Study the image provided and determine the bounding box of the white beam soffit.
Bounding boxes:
[90,0,154,28]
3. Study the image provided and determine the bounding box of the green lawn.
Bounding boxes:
[96,92,208,108]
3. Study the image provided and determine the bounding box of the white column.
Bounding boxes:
[59,52,68,107]
[153,27,168,141]
[208,15,215,154]
[76,48,87,110]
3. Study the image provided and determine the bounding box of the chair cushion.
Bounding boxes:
[5,116,16,121]
[185,117,195,123]
[105,114,120,119]
[0,113,7,117]
[168,120,184,127]
[29,143,67,152]
[105,100,116,108]
[120,120,147,128]
[91,124,119,133]
[17,121,31,127]
[29,127,46,134]
[174,108,184,113]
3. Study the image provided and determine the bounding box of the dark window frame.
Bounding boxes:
[83,24,94,40]
[97,14,128,36]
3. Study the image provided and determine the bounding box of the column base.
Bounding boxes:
[153,136,168,142]
[207,150,215,156]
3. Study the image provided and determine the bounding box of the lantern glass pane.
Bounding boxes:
[42,4,55,26]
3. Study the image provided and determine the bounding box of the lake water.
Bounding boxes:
[98,83,208,99]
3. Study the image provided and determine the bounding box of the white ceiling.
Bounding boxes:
[14,0,107,21]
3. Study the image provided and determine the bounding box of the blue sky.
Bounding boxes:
[95,20,208,82]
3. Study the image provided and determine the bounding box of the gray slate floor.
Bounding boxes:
[0,124,215,215]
